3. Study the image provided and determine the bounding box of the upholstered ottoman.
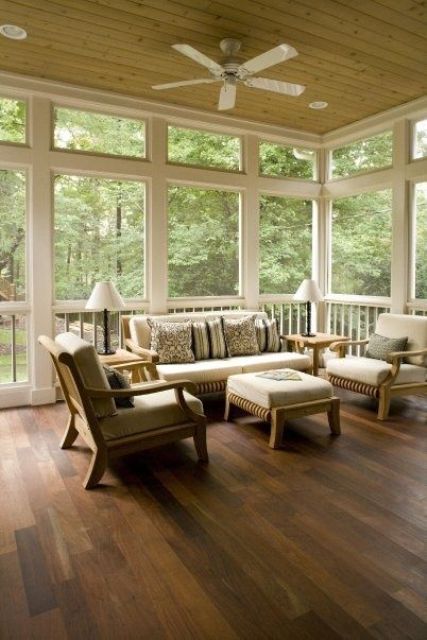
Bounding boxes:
[225,370,341,448]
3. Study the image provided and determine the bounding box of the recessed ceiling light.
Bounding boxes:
[0,24,27,40]
[309,101,328,110]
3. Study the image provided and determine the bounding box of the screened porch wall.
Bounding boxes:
[0,72,426,408]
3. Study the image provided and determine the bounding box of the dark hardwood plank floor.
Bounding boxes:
[0,389,426,639]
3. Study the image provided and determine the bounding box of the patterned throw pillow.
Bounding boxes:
[103,365,134,409]
[365,333,408,361]
[255,318,281,353]
[206,317,227,359]
[148,319,195,364]
[192,321,210,360]
[223,315,260,357]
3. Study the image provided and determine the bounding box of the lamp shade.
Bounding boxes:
[294,279,324,303]
[85,281,125,311]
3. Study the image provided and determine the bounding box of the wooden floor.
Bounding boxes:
[0,388,426,639]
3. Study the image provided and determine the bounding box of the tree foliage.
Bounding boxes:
[168,186,239,296]
[168,126,240,170]
[259,195,312,293]
[332,131,393,178]
[0,98,25,143]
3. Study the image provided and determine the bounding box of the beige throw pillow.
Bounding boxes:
[148,319,195,364]
[223,314,260,357]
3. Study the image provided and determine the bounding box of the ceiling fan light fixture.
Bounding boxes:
[0,24,27,40]
[309,101,328,110]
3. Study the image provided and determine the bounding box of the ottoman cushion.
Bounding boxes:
[227,370,333,409]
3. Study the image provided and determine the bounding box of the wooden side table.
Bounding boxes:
[98,348,144,382]
[285,333,349,376]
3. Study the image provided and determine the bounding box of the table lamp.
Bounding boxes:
[294,279,324,337]
[86,281,125,355]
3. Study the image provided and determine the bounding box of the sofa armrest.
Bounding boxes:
[124,338,159,363]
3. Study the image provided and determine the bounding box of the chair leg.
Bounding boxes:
[60,414,79,449]
[83,448,108,489]
[269,411,285,449]
[327,398,341,435]
[224,395,232,421]
[193,423,209,462]
[378,388,391,420]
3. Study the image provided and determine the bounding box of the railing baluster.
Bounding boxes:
[11,314,17,383]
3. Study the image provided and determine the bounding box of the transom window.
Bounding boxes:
[259,141,316,179]
[0,96,26,144]
[413,119,427,160]
[53,107,146,158]
[330,131,393,179]
[168,125,241,171]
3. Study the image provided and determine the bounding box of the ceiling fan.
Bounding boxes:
[152,38,306,111]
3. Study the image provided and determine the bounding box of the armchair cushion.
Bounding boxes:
[327,356,427,387]
[55,332,117,418]
[365,333,408,361]
[99,388,204,440]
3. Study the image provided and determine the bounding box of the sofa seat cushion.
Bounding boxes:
[100,388,203,440]
[227,371,333,409]
[157,359,243,384]
[231,352,311,373]
[327,357,427,386]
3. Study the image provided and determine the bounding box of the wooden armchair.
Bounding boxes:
[39,333,208,489]
[326,313,427,420]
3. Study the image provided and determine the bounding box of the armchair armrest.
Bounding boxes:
[329,338,369,354]
[86,378,196,399]
[124,338,159,363]
[110,360,159,381]
[386,347,427,364]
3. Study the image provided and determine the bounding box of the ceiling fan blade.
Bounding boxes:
[218,84,236,110]
[240,44,298,75]
[152,78,218,90]
[245,77,305,96]
[172,44,224,74]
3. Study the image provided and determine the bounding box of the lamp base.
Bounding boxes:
[97,348,116,356]
[301,332,316,338]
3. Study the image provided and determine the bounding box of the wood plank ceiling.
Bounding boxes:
[0,0,426,134]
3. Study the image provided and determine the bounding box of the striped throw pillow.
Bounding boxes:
[192,321,210,360]
[255,318,281,353]
[206,317,227,359]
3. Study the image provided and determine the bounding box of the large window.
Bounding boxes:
[330,189,392,296]
[0,170,26,301]
[414,119,427,160]
[259,195,313,294]
[168,185,240,297]
[54,175,145,300]
[0,97,26,144]
[53,107,146,158]
[331,131,393,179]
[413,182,427,299]
[168,126,241,171]
[259,141,315,179]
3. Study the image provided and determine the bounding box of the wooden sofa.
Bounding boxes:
[122,310,311,395]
